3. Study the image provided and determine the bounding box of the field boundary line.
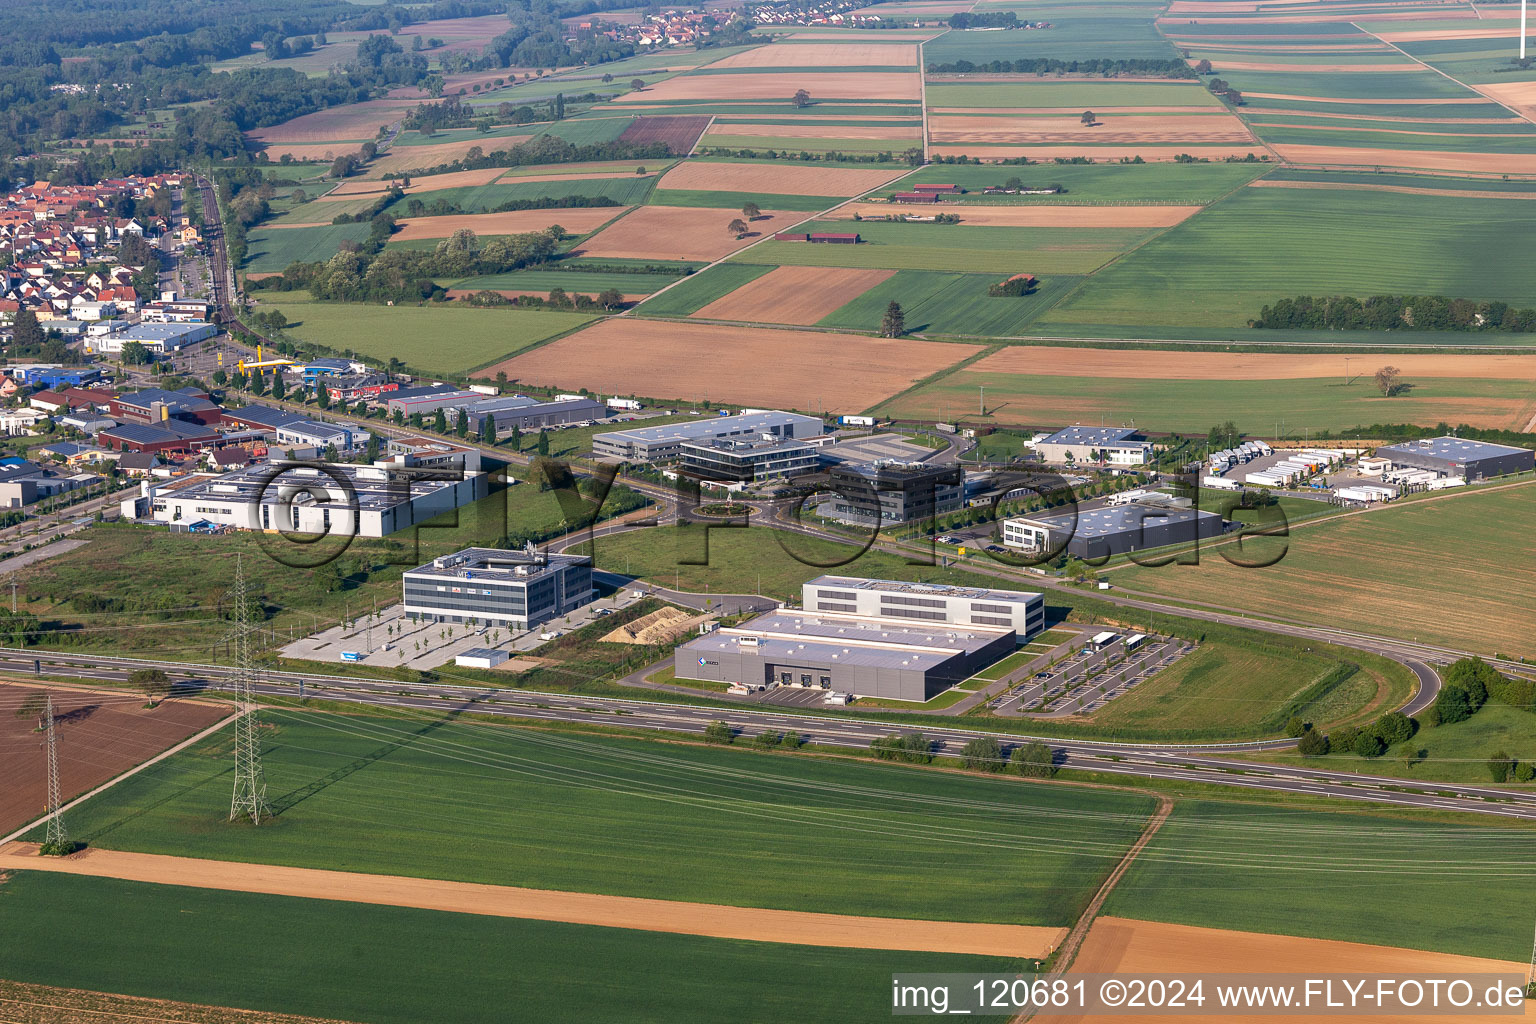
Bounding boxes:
[0,701,236,847]
[865,343,1003,418]
[1354,21,1536,128]
[0,843,1065,958]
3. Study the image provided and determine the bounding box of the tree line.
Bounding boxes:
[926,57,1194,77]
[392,135,674,178]
[1251,294,1536,333]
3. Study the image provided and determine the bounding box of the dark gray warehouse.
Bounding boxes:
[1376,436,1535,482]
[1004,502,1230,560]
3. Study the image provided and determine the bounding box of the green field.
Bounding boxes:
[817,270,1080,337]
[1400,35,1536,84]
[738,219,1154,274]
[877,370,1535,433]
[925,15,1177,63]
[258,292,595,374]
[1216,68,1475,101]
[870,161,1268,205]
[651,188,844,211]
[926,81,1223,108]
[0,873,1017,1024]
[1039,183,1536,330]
[633,263,776,316]
[1106,799,1536,961]
[42,712,1154,924]
[1110,483,1536,661]
[1245,121,1536,155]
[244,223,373,274]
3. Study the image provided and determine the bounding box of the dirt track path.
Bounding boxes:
[0,843,1064,958]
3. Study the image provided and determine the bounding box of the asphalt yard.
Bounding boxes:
[990,633,1194,718]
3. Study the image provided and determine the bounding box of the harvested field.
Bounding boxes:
[0,979,363,1024]
[932,105,1225,115]
[1206,60,1425,72]
[1248,178,1536,199]
[690,266,896,324]
[1472,81,1536,120]
[1242,92,1486,105]
[708,121,919,140]
[488,318,982,412]
[0,844,1064,958]
[367,136,543,176]
[574,205,796,261]
[928,113,1256,146]
[833,203,1205,227]
[0,683,227,835]
[617,115,713,154]
[1041,917,1526,1024]
[254,142,366,163]
[399,14,516,56]
[656,160,907,196]
[391,207,625,241]
[708,42,919,67]
[248,99,417,146]
[321,168,510,197]
[930,144,1266,161]
[1376,25,1525,42]
[967,346,1536,381]
[614,72,921,102]
[1271,143,1536,174]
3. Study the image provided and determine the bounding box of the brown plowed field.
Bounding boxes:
[933,106,1224,115]
[613,71,921,102]
[0,683,227,835]
[1272,143,1536,174]
[322,168,507,197]
[618,115,713,154]
[708,42,919,67]
[391,207,625,241]
[1257,109,1523,123]
[657,160,907,196]
[711,121,920,140]
[930,144,1264,161]
[1376,25,1529,41]
[1250,178,1536,199]
[690,266,895,323]
[832,203,1205,226]
[968,346,1536,381]
[1037,917,1525,1024]
[248,99,419,145]
[253,142,366,163]
[1243,92,1485,105]
[1472,81,1536,120]
[1209,60,1425,71]
[0,844,1064,958]
[1253,121,1517,138]
[487,318,983,412]
[1168,40,1393,51]
[367,137,542,177]
[0,979,364,1024]
[573,205,796,261]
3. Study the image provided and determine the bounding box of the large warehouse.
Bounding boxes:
[674,576,1044,701]
[1004,501,1229,560]
[592,410,823,462]
[1034,426,1152,466]
[402,546,593,630]
[1375,436,1534,482]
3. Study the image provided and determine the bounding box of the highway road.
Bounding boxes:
[5,646,1535,822]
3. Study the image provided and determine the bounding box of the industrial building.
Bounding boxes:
[110,387,221,426]
[143,460,488,537]
[97,419,221,453]
[0,460,99,507]
[1375,436,1534,482]
[272,419,370,455]
[1034,426,1152,466]
[385,385,485,417]
[402,546,593,630]
[820,461,963,526]
[460,394,606,436]
[801,575,1044,637]
[593,410,824,462]
[85,321,216,355]
[1004,501,1229,560]
[677,436,818,485]
[385,436,482,473]
[816,432,937,468]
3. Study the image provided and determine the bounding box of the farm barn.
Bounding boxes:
[892,192,941,204]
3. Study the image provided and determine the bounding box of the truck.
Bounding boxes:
[340,651,365,663]
[607,397,642,411]
[839,415,875,427]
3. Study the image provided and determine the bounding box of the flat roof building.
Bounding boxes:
[802,575,1044,637]
[385,436,483,473]
[593,410,823,462]
[148,460,488,538]
[1035,426,1152,466]
[678,435,819,485]
[821,461,962,526]
[1004,501,1228,560]
[86,322,216,354]
[461,395,605,436]
[403,546,593,630]
[1376,436,1534,482]
[385,386,484,416]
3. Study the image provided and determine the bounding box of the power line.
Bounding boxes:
[228,554,269,825]
[43,693,67,850]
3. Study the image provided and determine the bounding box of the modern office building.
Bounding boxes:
[1375,436,1534,482]
[820,461,963,526]
[402,546,594,630]
[385,436,483,473]
[592,410,823,462]
[1003,501,1228,560]
[1034,425,1152,466]
[801,575,1044,637]
[677,436,819,485]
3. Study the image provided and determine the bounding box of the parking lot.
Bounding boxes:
[989,633,1194,718]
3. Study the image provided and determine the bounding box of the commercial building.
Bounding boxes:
[86,321,216,355]
[402,546,593,630]
[0,460,99,507]
[816,432,937,468]
[385,385,484,417]
[98,419,221,453]
[272,419,370,454]
[1034,426,1152,466]
[297,357,368,384]
[677,436,818,485]
[220,404,306,433]
[593,410,823,462]
[802,575,1044,637]
[146,460,488,537]
[461,394,606,437]
[1003,501,1228,560]
[1375,436,1534,482]
[385,436,483,473]
[820,461,963,526]
[110,387,221,426]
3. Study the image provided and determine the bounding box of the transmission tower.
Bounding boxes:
[42,694,68,850]
[228,554,269,824]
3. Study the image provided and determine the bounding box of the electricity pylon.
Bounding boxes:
[42,694,68,850]
[228,554,269,824]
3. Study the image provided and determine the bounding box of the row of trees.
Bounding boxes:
[1252,295,1536,334]
[926,57,1194,78]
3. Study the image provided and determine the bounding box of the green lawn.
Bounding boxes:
[244,223,373,274]
[42,713,1154,925]
[925,81,1223,108]
[1040,183,1536,331]
[258,292,595,374]
[650,188,844,212]
[633,263,776,317]
[926,15,1177,63]
[1111,483,1536,661]
[817,270,1080,337]
[868,162,1268,205]
[0,872,1019,1024]
[1106,798,1536,962]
